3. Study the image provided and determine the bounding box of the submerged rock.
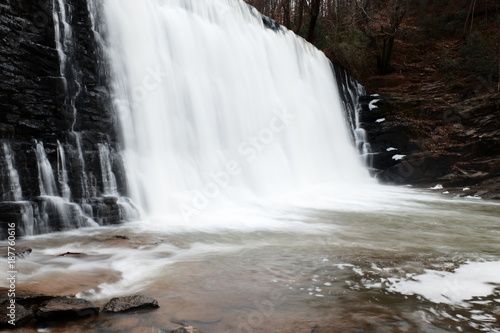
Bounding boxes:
[171,326,203,333]
[55,251,87,257]
[36,297,99,321]
[0,246,32,257]
[103,294,159,313]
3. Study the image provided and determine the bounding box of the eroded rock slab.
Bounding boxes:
[103,294,159,313]
[36,297,99,321]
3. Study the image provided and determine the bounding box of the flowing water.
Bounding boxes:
[100,0,371,222]
[1,0,500,332]
[5,189,500,332]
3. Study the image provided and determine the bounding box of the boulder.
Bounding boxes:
[102,294,159,313]
[36,297,99,321]
[0,303,33,328]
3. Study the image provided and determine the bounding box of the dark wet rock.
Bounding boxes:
[0,303,33,328]
[36,297,99,321]
[377,152,462,184]
[0,288,56,309]
[0,0,137,240]
[113,235,130,240]
[360,92,500,199]
[0,246,32,257]
[101,234,169,249]
[55,251,87,257]
[171,326,203,333]
[102,294,159,313]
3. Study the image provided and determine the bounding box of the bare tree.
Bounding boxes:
[357,0,408,73]
[306,0,322,42]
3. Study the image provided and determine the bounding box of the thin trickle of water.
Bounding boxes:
[72,133,91,202]
[336,68,372,168]
[35,142,59,197]
[35,142,73,230]
[349,84,372,168]
[86,0,105,47]
[98,143,118,196]
[57,141,72,201]
[98,144,141,221]
[19,203,34,236]
[53,0,69,80]
[2,143,23,201]
[53,0,83,132]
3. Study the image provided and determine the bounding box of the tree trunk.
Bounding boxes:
[294,0,305,34]
[306,0,321,43]
[377,34,395,74]
[281,0,291,29]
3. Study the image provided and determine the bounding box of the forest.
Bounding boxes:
[248,0,500,91]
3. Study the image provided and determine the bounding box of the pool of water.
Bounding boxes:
[2,186,500,332]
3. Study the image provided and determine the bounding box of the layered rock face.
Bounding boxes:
[0,0,136,239]
[359,93,500,200]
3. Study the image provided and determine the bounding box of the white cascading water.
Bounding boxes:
[97,143,119,196]
[2,143,23,202]
[57,140,72,201]
[35,142,60,197]
[100,0,373,222]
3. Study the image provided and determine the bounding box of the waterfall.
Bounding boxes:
[99,0,373,221]
[98,143,119,196]
[57,141,72,201]
[72,132,91,203]
[52,0,70,80]
[35,142,59,197]
[334,67,373,169]
[34,142,71,230]
[2,143,23,202]
[1,144,35,236]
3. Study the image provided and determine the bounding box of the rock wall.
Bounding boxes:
[359,93,500,200]
[0,0,136,239]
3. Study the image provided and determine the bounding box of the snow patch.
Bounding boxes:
[368,99,380,110]
[392,154,406,161]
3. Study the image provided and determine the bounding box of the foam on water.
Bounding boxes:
[386,261,500,307]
